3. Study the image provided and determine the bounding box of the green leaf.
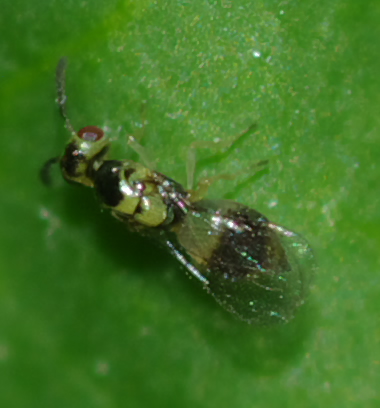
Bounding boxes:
[1,1,379,407]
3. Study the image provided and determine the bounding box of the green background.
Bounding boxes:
[1,1,379,407]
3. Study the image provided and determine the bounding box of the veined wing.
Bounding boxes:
[166,199,316,324]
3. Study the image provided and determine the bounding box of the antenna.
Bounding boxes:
[40,156,59,186]
[40,57,74,186]
[56,57,75,134]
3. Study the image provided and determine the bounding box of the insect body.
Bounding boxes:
[45,58,315,325]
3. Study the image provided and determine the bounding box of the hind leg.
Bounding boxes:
[186,124,267,201]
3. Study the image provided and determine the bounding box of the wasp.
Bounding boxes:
[42,58,315,325]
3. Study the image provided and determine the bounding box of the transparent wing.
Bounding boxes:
[167,200,316,324]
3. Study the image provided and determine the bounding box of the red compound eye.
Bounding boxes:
[78,126,104,142]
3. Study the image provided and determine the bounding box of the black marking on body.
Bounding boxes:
[60,143,85,179]
[94,160,124,207]
[124,168,136,179]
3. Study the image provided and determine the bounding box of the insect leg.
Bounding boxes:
[127,135,156,169]
[125,101,157,168]
[186,123,259,191]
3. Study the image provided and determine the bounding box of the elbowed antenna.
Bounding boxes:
[56,57,75,134]
[40,57,74,186]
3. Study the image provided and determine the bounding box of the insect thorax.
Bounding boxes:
[94,160,189,229]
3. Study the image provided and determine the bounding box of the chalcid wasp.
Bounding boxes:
[42,58,315,324]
